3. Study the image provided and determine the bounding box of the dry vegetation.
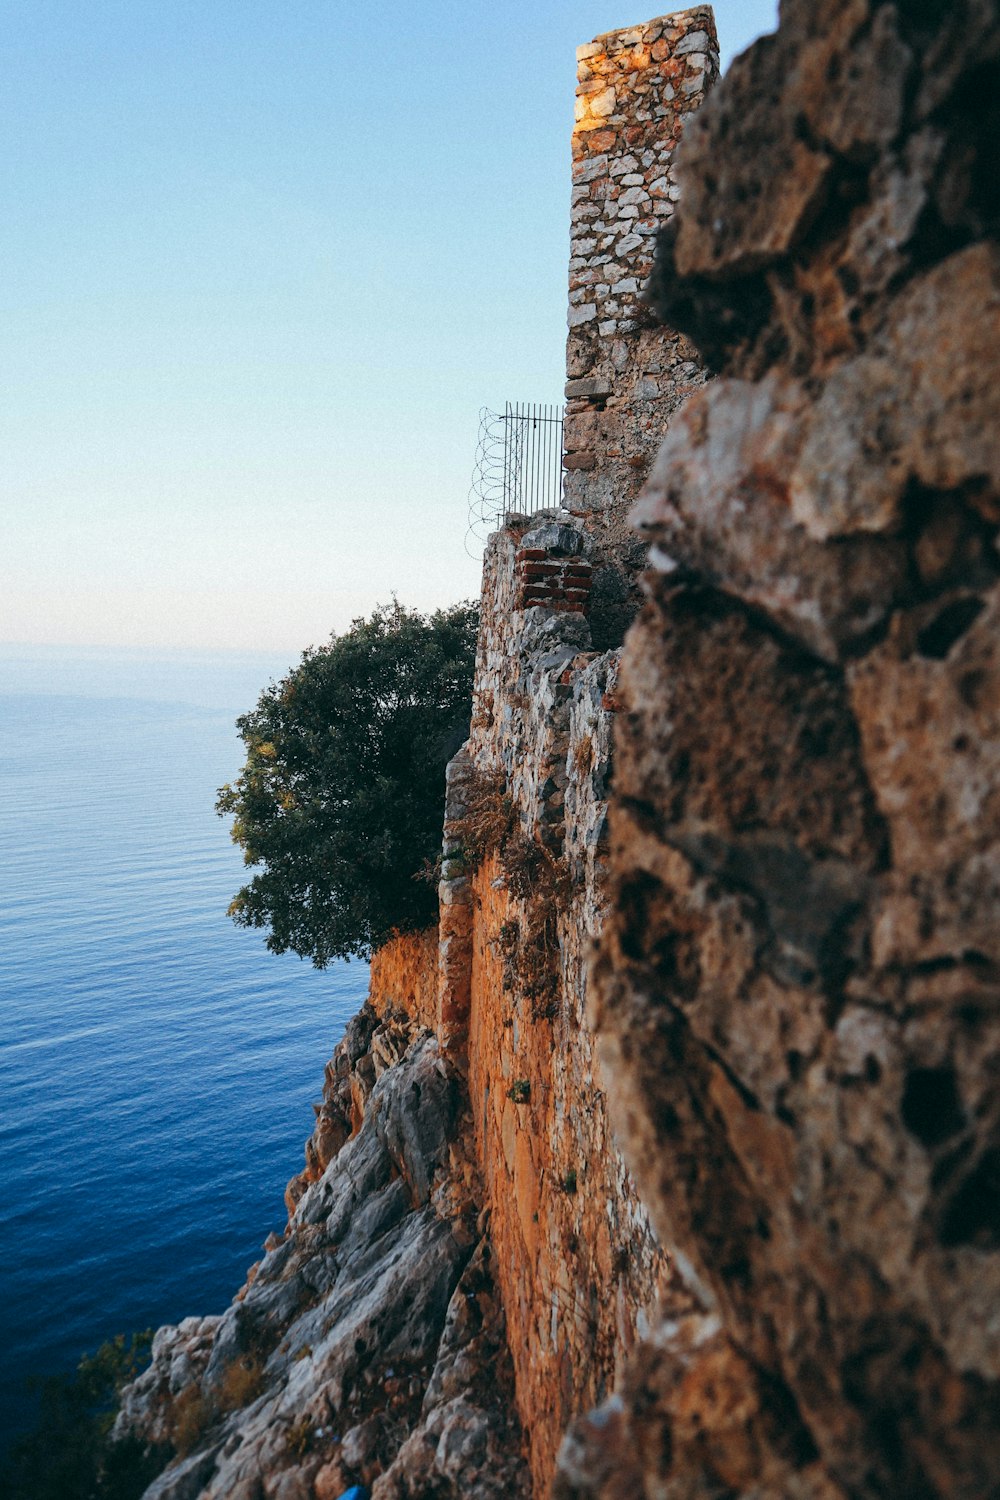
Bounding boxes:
[455,765,572,1021]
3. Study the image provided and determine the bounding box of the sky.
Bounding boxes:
[2,1,779,654]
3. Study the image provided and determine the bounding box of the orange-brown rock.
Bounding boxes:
[464,853,675,1497]
[112,7,1000,1496]
[359,512,676,1495]
[368,924,439,1032]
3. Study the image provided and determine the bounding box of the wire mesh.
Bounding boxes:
[467,403,564,556]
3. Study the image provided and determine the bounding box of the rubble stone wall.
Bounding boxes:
[564,7,718,518]
[307,514,666,1497]
[559,1,1000,1497]
[458,519,669,1495]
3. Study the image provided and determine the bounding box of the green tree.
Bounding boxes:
[217,600,479,964]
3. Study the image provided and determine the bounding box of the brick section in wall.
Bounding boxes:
[512,519,595,615]
[565,6,719,517]
[516,550,593,614]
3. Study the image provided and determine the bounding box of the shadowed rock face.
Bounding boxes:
[560,2,1000,1497]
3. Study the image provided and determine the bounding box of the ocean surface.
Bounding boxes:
[0,646,370,1455]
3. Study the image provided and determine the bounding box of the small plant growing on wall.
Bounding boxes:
[496,920,520,952]
[572,731,594,780]
[508,1079,531,1104]
[227,1357,266,1410]
[454,757,572,1025]
[494,918,521,994]
[451,766,516,871]
[285,1414,315,1458]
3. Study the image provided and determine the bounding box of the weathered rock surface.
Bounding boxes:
[109,20,723,1494]
[116,1009,529,1500]
[438,511,672,1495]
[114,501,664,1500]
[562,1,1000,1496]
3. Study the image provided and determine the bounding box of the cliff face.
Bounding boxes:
[114,508,663,1500]
[109,533,622,1500]
[456,521,669,1494]
[116,993,530,1500]
[557,1,1000,1496]
[115,4,1000,1497]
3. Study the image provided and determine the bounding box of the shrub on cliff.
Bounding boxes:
[217,600,480,964]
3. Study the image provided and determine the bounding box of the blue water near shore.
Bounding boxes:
[0,646,370,1454]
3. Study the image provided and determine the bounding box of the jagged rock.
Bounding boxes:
[573,1,1000,1497]
[632,373,910,661]
[372,1241,529,1499]
[789,245,1000,541]
[116,1014,529,1499]
[103,9,1000,1500]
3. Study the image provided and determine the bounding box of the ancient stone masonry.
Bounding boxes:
[556,1,1000,1497]
[437,513,672,1496]
[114,502,673,1500]
[100,6,1000,1493]
[564,7,719,519]
[119,7,1000,1497]
[111,13,721,1491]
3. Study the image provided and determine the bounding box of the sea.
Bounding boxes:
[0,645,370,1456]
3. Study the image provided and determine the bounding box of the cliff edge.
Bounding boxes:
[116,2,1000,1496]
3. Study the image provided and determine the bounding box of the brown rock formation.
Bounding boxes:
[362,515,673,1495]
[457,521,672,1495]
[561,1,1000,1496]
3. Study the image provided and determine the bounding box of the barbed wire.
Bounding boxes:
[466,403,563,559]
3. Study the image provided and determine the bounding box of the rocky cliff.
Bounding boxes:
[557,0,1000,1496]
[114,995,530,1500]
[114,505,665,1499]
[115,3,1000,1497]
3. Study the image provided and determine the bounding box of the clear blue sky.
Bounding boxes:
[2,1,777,652]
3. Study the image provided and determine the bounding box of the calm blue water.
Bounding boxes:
[0,647,369,1453]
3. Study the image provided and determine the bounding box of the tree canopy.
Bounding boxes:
[216,601,479,965]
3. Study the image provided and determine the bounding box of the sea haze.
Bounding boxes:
[0,647,369,1453]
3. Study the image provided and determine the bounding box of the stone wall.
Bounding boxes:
[431,514,671,1495]
[278,508,669,1497]
[558,1,1000,1496]
[564,7,718,519]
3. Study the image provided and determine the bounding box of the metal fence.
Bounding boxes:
[468,403,564,554]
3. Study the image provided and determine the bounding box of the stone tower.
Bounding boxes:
[563,7,719,517]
